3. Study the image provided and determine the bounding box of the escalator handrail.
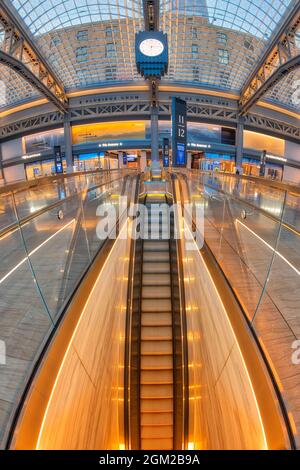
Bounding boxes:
[124,174,142,449]
[170,174,189,450]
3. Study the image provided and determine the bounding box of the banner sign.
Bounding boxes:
[172,97,187,167]
[54,145,63,174]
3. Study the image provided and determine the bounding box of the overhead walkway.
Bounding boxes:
[0,169,299,450]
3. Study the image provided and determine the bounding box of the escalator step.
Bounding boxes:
[141,340,173,356]
[143,241,169,252]
[140,398,173,413]
[141,425,173,439]
[141,370,173,385]
[143,263,170,274]
[142,273,171,286]
[141,326,172,341]
[141,412,173,426]
[140,384,173,399]
[141,438,173,450]
[141,355,173,370]
[143,252,169,262]
[142,299,172,312]
[141,312,172,327]
[142,286,171,298]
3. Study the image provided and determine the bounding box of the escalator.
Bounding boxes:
[140,193,174,450]
[125,179,188,450]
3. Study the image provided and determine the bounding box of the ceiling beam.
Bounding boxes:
[0,0,68,113]
[239,1,300,115]
[143,0,159,31]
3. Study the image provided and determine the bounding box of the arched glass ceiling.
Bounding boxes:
[265,68,300,111]
[0,0,298,112]
[0,65,40,108]
[161,0,298,96]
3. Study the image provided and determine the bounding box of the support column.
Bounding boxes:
[140,150,147,172]
[151,104,159,167]
[64,120,73,173]
[0,144,4,184]
[187,152,192,169]
[235,116,244,172]
[118,151,124,169]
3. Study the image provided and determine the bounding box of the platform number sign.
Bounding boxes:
[172,97,187,167]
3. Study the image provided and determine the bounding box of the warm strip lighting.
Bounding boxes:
[236,219,300,277]
[36,218,129,449]
[0,219,75,286]
[22,153,41,160]
[184,220,268,450]
[266,154,287,163]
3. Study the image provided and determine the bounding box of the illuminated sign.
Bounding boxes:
[266,154,287,162]
[22,153,41,160]
[98,142,123,148]
[187,143,212,149]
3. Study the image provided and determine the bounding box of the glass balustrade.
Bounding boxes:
[178,168,300,447]
[0,169,137,447]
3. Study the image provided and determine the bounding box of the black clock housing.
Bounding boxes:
[135,31,168,79]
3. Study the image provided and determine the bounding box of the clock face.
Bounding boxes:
[139,38,164,57]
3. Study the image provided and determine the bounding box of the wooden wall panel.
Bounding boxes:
[36,222,131,449]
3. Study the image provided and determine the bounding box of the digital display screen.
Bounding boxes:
[56,163,63,173]
[176,143,185,166]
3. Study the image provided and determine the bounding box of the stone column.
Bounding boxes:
[64,119,73,173]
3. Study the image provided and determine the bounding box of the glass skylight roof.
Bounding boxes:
[0,0,298,112]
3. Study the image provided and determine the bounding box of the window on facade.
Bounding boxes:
[193,66,199,81]
[105,66,117,80]
[76,46,88,63]
[244,39,254,52]
[77,30,88,41]
[106,27,112,38]
[192,27,197,39]
[246,56,255,66]
[50,36,60,48]
[219,71,230,85]
[77,68,88,82]
[218,49,229,65]
[192,44,198,58]
[217,32,227,45]
[106,42,116,58]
